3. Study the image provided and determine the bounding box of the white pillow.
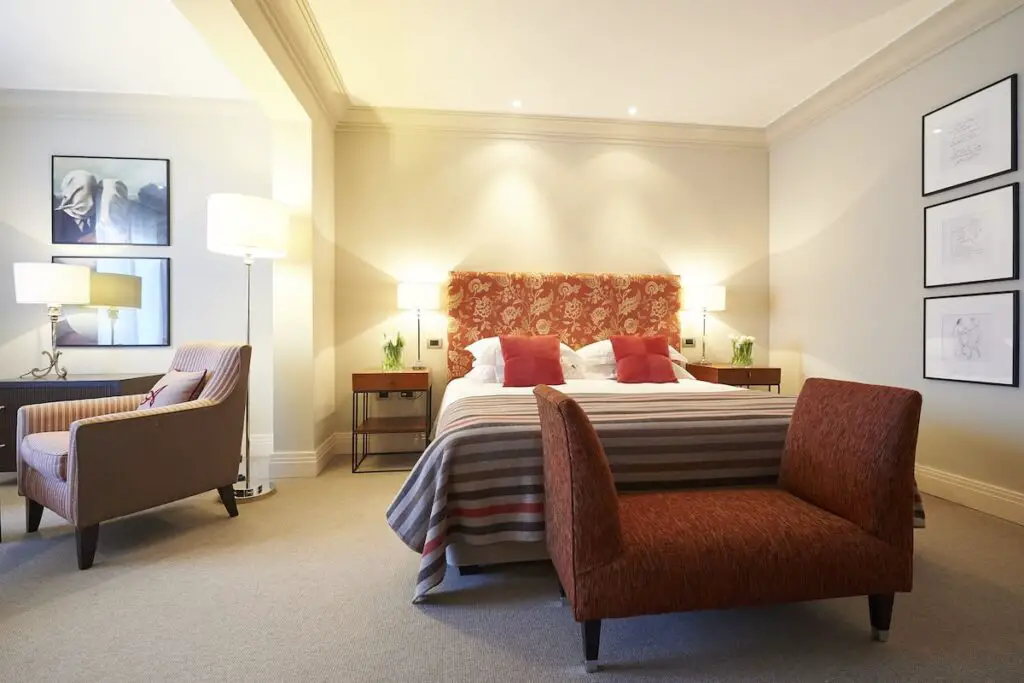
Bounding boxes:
[583,361,695,381]
[465,337,587,369]
[576,339,688,365]
[463,365,501,383]
[469,356,586,383]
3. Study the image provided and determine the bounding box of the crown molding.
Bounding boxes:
[338,106,766,149]
[767,0,1024,144]
[0,89,266,122]
[251,0,349,120]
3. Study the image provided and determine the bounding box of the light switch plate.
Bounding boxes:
[427,338,443,349]
[683,338,696,348]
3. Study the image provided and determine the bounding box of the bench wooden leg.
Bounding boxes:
[869,593,894,642]
[581,619,601,672]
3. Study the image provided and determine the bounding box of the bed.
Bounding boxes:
[386,271,926,602]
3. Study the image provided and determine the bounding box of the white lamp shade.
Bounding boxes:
[207,193,290,259]
[88,272,142,309]
[13,263,91,306]
[683,285,726,312]
[397,282,441,311]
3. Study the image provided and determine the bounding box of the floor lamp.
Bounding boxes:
[207,193,290,501]
[13,262,91,379]
[683,285,726,365]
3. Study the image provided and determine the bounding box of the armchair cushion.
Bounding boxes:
[21,431,71,481]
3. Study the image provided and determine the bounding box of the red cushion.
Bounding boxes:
[611,335,678,384]
[500,335,566,387]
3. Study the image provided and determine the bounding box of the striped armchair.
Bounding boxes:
[17,343,251,569]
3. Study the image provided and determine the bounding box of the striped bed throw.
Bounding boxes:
[386,390,927,602]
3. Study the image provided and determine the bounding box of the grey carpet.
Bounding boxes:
[1,464,1022,683]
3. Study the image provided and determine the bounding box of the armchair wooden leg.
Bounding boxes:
[869,593,895,642]
[76,525,99,570]
[217,485,239,518]
[581,619,601,673]
[26,498,44,533]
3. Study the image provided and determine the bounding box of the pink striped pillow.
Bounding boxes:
[137,370,207,410]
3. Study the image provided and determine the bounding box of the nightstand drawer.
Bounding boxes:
[352,370,431,393]
[745,368,781,385]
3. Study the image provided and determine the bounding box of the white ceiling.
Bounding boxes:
[312,0,958,127]
[0,0,962,127]
[0,0,250,100]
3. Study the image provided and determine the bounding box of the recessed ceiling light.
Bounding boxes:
[933,128,943,134]
[511,99,523,109]
[627,106,638,116]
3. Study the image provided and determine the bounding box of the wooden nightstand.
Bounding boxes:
[351,369,432,473]
[686,364,782,392]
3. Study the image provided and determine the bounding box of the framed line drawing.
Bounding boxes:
[52,256,171,347]
[52,155,170,245]
[922,74,1018,197]
[923,290,1018,387]
[924,183,1019,288]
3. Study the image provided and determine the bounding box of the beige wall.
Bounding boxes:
[769,9,1024,502]
[312,117,337,447]
[0,91,276,438]
[335,125,769,431]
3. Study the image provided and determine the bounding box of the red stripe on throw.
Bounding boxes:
[450,502,544,518]
[422,535,444,557]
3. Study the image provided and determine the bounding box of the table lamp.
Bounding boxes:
[13,262,91,379]
[207,193,290,501]
[397,282,441,370]
[88,272,142,345]
[683,284,726,365]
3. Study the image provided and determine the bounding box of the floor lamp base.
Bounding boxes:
[233,479,276,502]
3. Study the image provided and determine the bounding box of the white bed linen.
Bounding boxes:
[437,377,741,422]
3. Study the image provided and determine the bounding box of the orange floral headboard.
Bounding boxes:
[447,271,681,379]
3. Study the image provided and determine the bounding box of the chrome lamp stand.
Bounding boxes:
[411,307,426,370]
[21,305,69,379]
[697,307,711,365]
[234,256,274,501]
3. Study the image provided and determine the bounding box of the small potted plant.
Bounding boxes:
[729,334,754,367]
[382,332,405,372]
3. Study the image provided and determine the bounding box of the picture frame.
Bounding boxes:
[52,155,170,245]
[924,183,1019,288]
[52,256,171,347]
[923,290,1019,387]
[922,74,1018,197]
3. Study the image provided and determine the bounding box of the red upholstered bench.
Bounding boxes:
[534,378,922,673]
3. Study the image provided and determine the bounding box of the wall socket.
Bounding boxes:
[400,391,416,399]
[377,391,390,400]
[427,338,443,349]
[682,338,696,348]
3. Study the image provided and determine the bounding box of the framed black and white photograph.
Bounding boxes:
[924,291,1018,387]
[52,256,170,347]
[924,183,1019,287]
[52,155,170,245]
[922,74,1018,196]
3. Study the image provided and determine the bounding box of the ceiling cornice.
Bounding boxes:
[338,107,767,150]
[0,89,265,121]
[767,0,1024,144]
[249,0,349,120]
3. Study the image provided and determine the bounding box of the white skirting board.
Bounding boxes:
[267,433,342,478]
[916,464,1024,527]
